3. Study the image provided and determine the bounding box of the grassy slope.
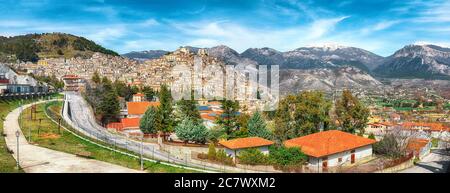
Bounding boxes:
[0,99,26,173]
[20,101,196,173]
[0,94,62,172]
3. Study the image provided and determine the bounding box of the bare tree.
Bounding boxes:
[374,126,415,158]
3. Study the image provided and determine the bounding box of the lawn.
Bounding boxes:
[20,101,197,173]
[1,93,61,173]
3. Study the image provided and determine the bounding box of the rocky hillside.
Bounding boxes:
[374,44,450,79]
[279,66,383,94]
[122,50,168,60]
[0,33,118,62]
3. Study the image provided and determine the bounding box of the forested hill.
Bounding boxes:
[0,33,119,62]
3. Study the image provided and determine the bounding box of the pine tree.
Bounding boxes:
[174,117,209,144]
[140,107,159,134]
[248,111,272,139]
[98,91,120,124]
[177,97,201,124]
[157,84,174,134]
[217,99,240,136]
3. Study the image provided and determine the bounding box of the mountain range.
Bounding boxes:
[124,43,450,81]
[2,33,449,93]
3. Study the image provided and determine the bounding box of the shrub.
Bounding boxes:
[269,146,307,167]
[368,133,376,140]
[207,143,217,160]
[237,148,270,165]
[197,153,208,160]
[216,149,234,166]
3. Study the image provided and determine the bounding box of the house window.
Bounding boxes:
[338,158,342,163]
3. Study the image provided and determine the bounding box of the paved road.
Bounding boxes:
[3,100,140,173]
[399,149,450,173]
[63,92,226,172]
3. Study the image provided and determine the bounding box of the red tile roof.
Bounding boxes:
[284,130,376,158]
[133,93,145,97]
[401,122,449,132]
[121,118,140,129]
[219,137,274,150]
[127,101,160,115]
[407,138,430,156]
[201,114,217,122]
[62,74,80,79]
[106,122,123,131]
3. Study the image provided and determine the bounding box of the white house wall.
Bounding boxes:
[224,146,270,159]
[308,145,373,167]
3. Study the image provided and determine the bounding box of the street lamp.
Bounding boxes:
[15,130,20,170]
[140,134,144,171]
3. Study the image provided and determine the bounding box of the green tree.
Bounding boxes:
[177,97,201,124]
[174,118,209,144]
[217,99,240,136]
[142,86,155,101]
[113,80,127,98]
[97,91,120,124]
[273,92,331,143]
[335,90,370,134]
[248,111,272,139]
[140,107,159,134]
[273,95,297,143]
[157,84,174,134]
[207,143,217,160]
[293,91,331,136]
[92,71,101,84]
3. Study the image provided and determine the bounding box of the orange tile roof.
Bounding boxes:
[401,122,449,132]
[106,122,123,131]
[219,137,274,150]
[407,138,430,156]
[284,130,376,158]
[133,93,145,97]
[201,114,217,122]
[208,101,222,106]
[121,118,141,129]
[127,101,160,115]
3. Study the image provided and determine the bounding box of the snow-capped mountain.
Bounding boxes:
[374,44,450,79]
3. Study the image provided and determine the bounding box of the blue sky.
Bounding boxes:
[0,0,449,56]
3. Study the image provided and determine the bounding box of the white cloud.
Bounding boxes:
[141,19,160,27]
[307,16,349,39]
[167,16,349,52]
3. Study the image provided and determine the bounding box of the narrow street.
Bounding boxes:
[399,148,450,173]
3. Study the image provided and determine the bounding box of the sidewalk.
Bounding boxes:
[3,100,140,173]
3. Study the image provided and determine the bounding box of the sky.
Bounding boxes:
[0,0,450,56]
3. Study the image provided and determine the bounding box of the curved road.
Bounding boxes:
[3,100,140,173]
[63,92,227,172]
[400,148,450,173]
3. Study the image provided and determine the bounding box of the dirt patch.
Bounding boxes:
[39,133,61,139]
